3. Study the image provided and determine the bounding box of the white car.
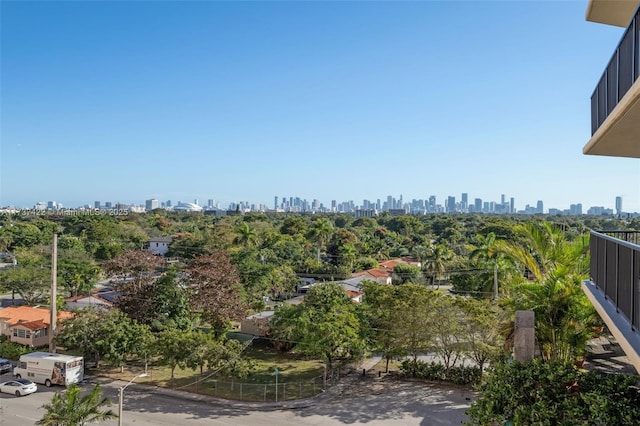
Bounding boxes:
[0,379,37,396]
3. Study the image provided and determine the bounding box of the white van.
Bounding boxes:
[13,352,83,387]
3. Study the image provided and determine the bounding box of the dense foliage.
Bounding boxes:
[466,359,640,425]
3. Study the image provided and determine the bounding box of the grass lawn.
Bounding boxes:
[88,343,326,402]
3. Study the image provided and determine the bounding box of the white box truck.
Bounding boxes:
[13,352,83,387]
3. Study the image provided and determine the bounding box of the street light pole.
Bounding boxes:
[118,373,148,426]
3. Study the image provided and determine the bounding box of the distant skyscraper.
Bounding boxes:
[461,193,468,213]
[501,194,506,205]
[208,199,215,208]
[94,201,100,209]
[274,196,278,210]
[145,199,159,211]
[474,198,482,213]
[105,202,112,208]
[616,196,623,216]
[537,200,544,214]
[447,196,456,213]
[510,197,515,214]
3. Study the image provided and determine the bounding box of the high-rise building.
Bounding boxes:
[536,200,544,214]
[461,193,468,213]
[475,198,482,213]
[510,197,515,214]
[145,199,159,211]
[616,196,623,216]
[274,196,278,210]
[94,201,101,209]
[446,196,456,213]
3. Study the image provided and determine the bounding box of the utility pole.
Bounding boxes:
[49,233,57,353]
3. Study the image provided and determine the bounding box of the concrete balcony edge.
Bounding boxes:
[584,78,640,158]
[582,280,640,374]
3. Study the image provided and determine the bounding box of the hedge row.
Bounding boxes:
[399,359,482,386]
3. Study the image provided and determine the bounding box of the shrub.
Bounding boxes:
[0,341,31,360]
[400,359,481,386]
[466,359,640,425]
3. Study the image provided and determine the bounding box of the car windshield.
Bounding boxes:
[15,379,33,385]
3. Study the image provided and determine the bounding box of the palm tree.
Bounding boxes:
[500,221,588,281]
[468,232,511,299]
[505,272,597,362]
[338,243,357,272]
[37,383,117,426]
[424,244,452,288]
[309,218,333,262]
[233,222,258,248]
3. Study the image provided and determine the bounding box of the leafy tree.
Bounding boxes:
[37,383,116,426]
[56,309,148,369]
[456,298,504,370]
[57,248,101,298]
[103,250,165,324]
[184,251,247,332]
[155,327,194,386]
[270,283,365,369]
[432,297,464,369]
[0,263,50,305]
[391,263,422,285]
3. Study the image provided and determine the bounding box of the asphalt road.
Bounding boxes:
[0,375,474,426]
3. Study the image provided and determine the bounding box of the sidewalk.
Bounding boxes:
[584,333,638,375]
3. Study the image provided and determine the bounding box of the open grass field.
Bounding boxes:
[88,342,327,401]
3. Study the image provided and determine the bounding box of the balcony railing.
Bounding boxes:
[591,5,640,135]
[589,231,640,331]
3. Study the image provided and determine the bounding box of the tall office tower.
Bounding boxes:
[194,199,199,206]
[461,193,468,213]
[536,200,544,214]
[616,196,623,216]
[501,194,506,205]
[387,195,393,211]
[399,194,403,209]
[376,199,381,210]
[105,202,112,208]
[428,195,436,212]
[510,197,515,213]
[447,196,456,213]
[331,200,337,211]
[274,196,278,210]
[146,199,159,211]
[166,200,171,208]
[94,201,101,209]
[208,199,215,208]
[474,198,482,213]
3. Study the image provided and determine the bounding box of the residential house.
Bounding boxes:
[147,236,173,256]
[0,306,74,347]
[582,0,640,373]
[64,289,117,311]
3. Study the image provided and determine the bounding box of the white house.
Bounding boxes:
[148,236,173,256]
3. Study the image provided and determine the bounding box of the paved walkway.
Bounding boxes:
[584,333,638,375]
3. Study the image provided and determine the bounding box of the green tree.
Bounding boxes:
[233,222,259,248]
[308,218,333,263]
[424,244,452,287]
[36,383,116,426]
[57,248,101,298]
[270,283,365,369]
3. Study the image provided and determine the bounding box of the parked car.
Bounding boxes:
[0,358,12,374]
[0,379,37,396]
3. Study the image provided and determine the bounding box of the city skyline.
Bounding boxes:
[11,191,628,216]
[1,2,639,211]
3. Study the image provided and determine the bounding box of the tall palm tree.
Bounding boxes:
[233,222,258,248]
[468,232,511,299]
[309,218,333,262]
[37,383,117,426]
[424,244,452,288]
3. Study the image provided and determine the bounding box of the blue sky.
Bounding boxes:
[1,0,638,212]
